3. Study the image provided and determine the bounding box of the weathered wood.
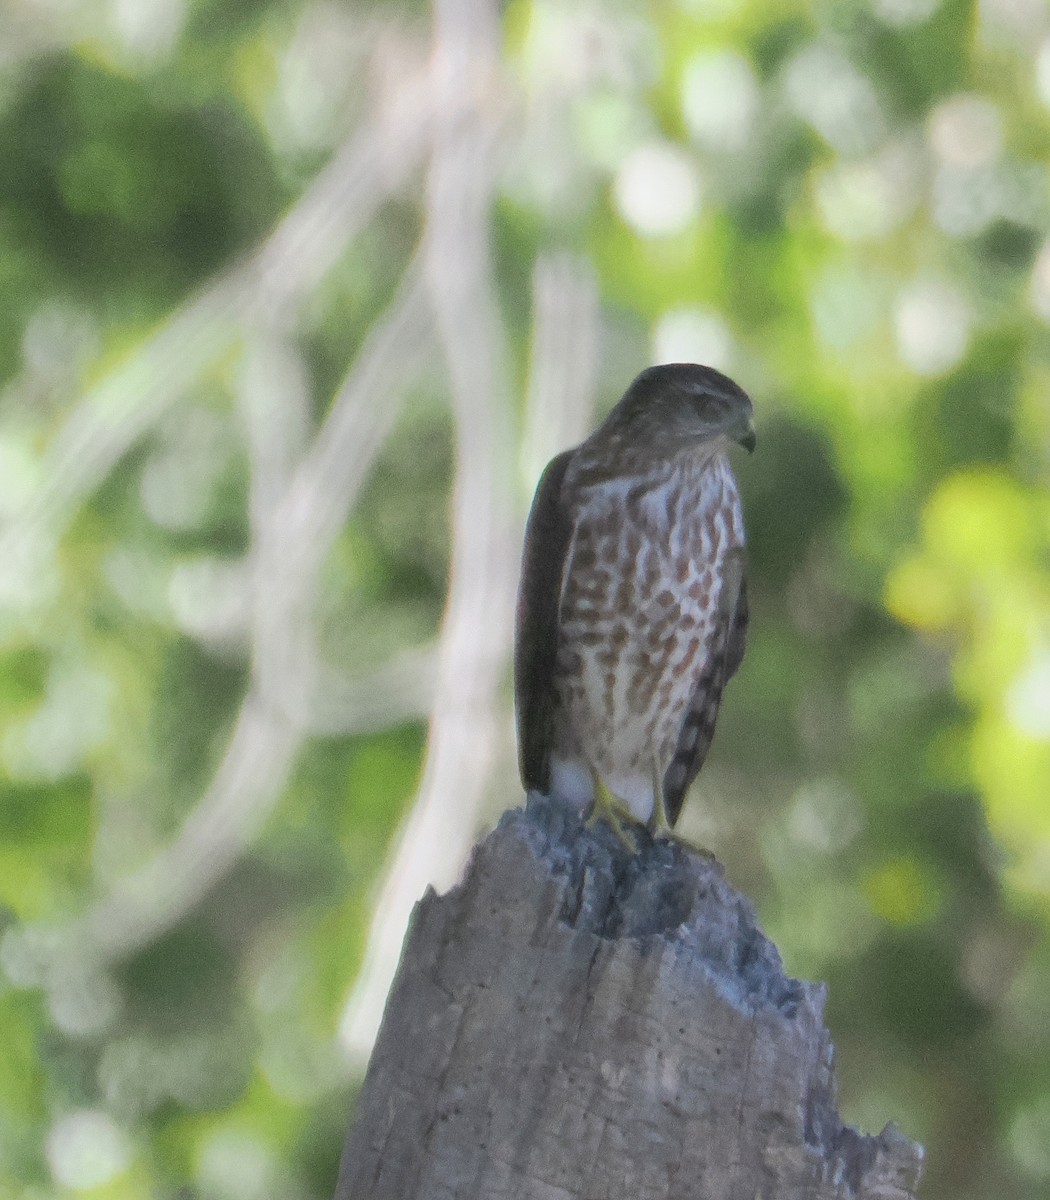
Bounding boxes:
[336,795,923,1200]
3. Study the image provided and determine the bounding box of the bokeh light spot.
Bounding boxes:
[22,301,98,389]
[786,778,864,854]
[1037,39,1050,107]
[613,141,702,236]
[784,45,885,157]
[971,716,1050,874]
[872,0,942,26]
[810,265,887,351]
[681,49,758,152]
[3,664,114,781]
[1009,1095,1050,1179]
[894,278,970,376]
[1007,651,1050,739]
[197,1130,282,1200]
[884,557,959,633]
[574,92,650,169]
[0,428,44,520]
[978,0,1048,48]
[863,857,942,926]
[168,556,249,644]
[48,966,122,1038]
[111,0,186,64]
[651,308,734,370]
[922,471,1034,571]
[1028,241,1050,321]
[46,1110,131,1190]
[815,141,921,241]
[928,94,1003,168]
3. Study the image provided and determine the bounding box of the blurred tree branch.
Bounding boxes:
[0,52,434,606]
[339,0,516,1061]
[72,263,436,962]
[522,253,600,486]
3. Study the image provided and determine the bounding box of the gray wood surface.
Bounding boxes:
[336,795,924,1199]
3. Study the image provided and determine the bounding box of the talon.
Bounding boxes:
[653,826,716,858]
[651,816,718,860]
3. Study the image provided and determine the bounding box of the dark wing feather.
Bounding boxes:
[662,548,748,827]
[514,449,576,792]
[723,570,748,682]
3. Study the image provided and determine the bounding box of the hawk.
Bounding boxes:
[514,363,755,842]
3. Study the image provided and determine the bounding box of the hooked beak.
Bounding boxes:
[732,415,757,454]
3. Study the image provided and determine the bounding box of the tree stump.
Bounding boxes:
[335,794,924,1199]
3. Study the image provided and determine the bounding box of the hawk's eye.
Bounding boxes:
[696,394,730,422]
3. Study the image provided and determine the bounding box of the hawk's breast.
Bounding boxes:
[552,451,743,821]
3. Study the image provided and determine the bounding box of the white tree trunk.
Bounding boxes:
[336,796,924,1200]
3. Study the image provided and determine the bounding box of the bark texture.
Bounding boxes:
[336,795,924,1200]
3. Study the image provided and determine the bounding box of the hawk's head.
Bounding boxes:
[602,363,756,455]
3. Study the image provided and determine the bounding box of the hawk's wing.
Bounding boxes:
[663,548,748,827]
[514,449,576,793]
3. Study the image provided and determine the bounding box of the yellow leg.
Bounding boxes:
[586,774,643,852]
[649,762,677,838]
[650,789,675,838]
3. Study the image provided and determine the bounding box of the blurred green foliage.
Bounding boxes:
[1,0,1049,1197]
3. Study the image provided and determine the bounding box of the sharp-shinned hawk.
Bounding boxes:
[515,363,755,842]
